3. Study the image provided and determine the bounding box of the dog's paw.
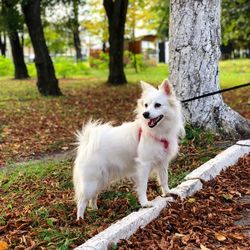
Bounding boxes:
[168,190,181,199]
[161,192,172,197]
[76,217,85,224]
[141,201,154,208]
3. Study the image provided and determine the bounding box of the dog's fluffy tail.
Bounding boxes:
[73,120,111,202]
[75,119,112,164]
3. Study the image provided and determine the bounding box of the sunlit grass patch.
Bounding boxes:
[220,59,250,88]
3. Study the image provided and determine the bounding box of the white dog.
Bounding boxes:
[73,79,185,220]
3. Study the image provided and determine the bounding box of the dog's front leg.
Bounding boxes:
[136,161,153,208]
[158,164,171,197]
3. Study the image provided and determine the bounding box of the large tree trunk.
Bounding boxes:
[104,0,128,84]
[72,0,82,61]
[22,0,62,96]
[9,30,29,79]
[169,0,250,138]
[0,32,7,56]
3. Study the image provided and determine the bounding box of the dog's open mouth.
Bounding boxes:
[148,115,164,128]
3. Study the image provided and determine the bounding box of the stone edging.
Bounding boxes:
[75,140,250,250]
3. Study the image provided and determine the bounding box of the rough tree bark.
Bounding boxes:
[22,0,62,96]
[9,30,29,79]
[104,0,128,84]
[169,0,250,138]
[72,0,82,61]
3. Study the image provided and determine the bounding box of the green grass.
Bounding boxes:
[219,59,250,88]
[0,159,71,189]
[0,59,249,103]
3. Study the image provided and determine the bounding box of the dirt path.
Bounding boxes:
[118,154,250,250]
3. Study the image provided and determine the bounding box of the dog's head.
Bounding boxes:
[136,79,177,129]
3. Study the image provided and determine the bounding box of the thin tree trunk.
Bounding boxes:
[102,41,106,53]
[104,0,128,84]
[72,0,82,61]
[73,30,82,61]
[131,6,138,73]
[169,0,250,138]
[0,32,7,56]
[9,30,29,79]
[22,0,62,96]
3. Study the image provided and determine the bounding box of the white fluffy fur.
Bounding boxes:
[73,79,185,220]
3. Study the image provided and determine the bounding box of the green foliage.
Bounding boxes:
[125,51,147,72]
[27,63,36,76]
[182,124,216,146]
[169,170,190,188]
[0,58,249,88]
[89,52,109,69]
[110,243,118,250]
[1,0,24,36]
[0,56,14,76]
[84,0,108,43]
[221,0,250,49]
[152,0,170,38]
[38,228,76,249]
[44,24,68,55]
[126,0,159,39]
[0,55,95,79]
[126,192,140,210]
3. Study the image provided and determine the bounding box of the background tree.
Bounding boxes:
[153,0,170,39]
[0,3,7,56]
[44,23,69,56]
[21,0,62,96]
[221,0,250,58]
[64,0,83,61]
[48,0,85,61]
[104,0,128,85]
[169,0,250,138]
[84,0,108,52]
[125,0,158,72]
[2,0,29,79]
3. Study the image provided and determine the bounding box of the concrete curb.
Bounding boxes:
[184,140,250,182]
[75,140,250,250]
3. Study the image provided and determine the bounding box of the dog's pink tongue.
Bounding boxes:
[148,119,155,127]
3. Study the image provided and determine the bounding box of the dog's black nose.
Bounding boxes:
[143,111,150,119]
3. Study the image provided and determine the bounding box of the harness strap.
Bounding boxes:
[138,128,169,150]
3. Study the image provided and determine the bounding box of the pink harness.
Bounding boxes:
[138,128,169,150]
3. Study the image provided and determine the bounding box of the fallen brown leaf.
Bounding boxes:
[0,241,8,250]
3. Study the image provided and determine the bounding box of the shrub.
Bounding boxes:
[89,52,108,69]
[124,51,147,72]
[54,57,90,78]
[27,63,36,77]
[0,57,14,77]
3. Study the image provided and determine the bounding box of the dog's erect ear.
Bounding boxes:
[140,81,156,93]
[159,79,172,95]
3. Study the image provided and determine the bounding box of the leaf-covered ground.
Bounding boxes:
[118,154,250,250]
[0,127,221,249]
[0,61,249,248]
[0,77,249,166]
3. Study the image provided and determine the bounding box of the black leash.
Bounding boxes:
[235,143,250,147]
[181,82,250,103]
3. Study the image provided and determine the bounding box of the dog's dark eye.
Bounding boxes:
[155,103,161,108]
[145,103,148,108]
